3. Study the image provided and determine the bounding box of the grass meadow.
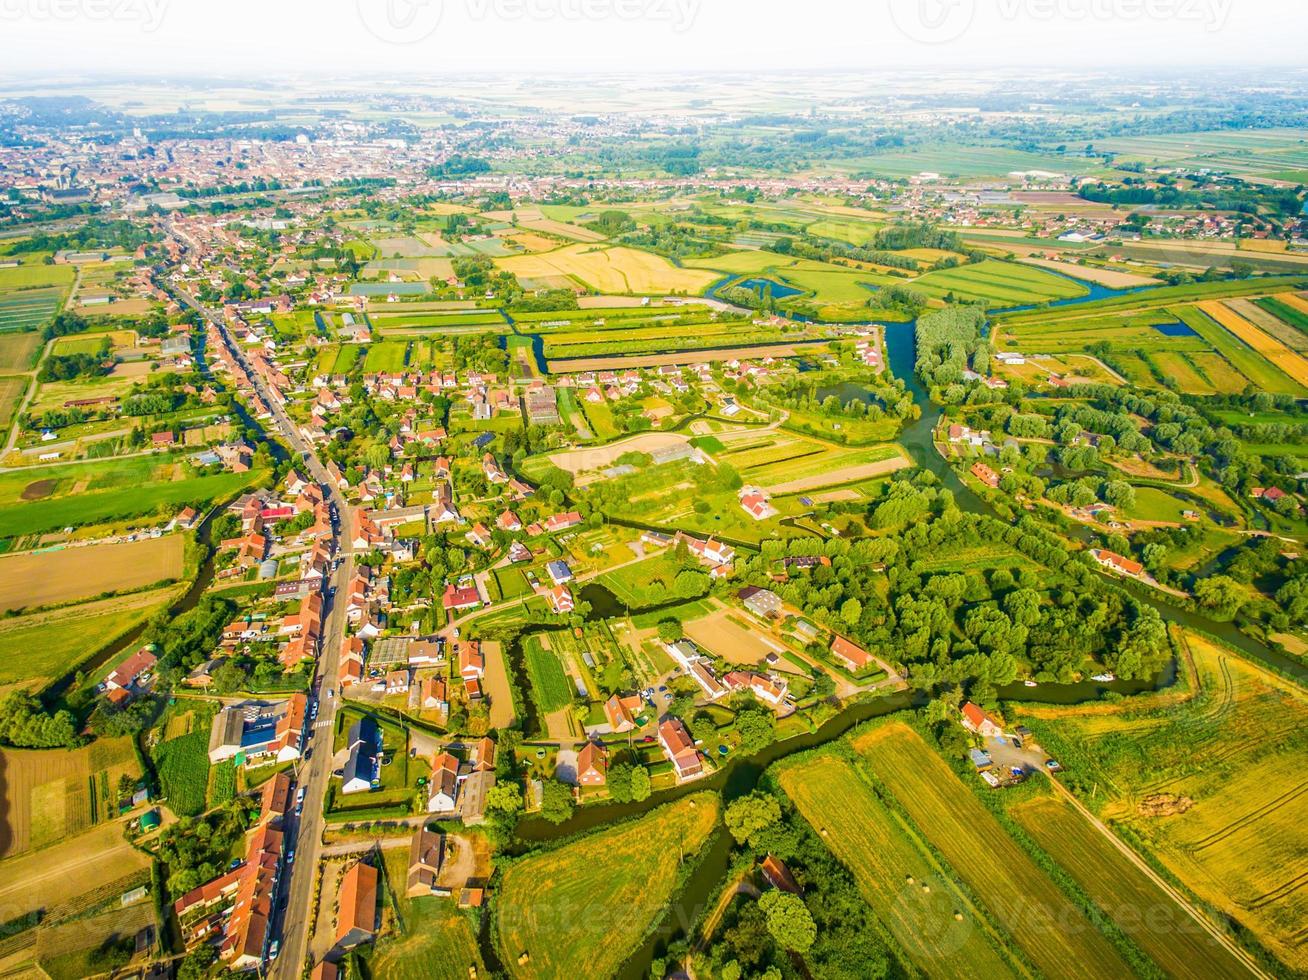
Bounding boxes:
[495,794,719,980]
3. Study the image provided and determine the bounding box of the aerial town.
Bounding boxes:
[0,9,1306,980]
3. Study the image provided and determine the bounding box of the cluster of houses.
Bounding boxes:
[207,694,308,766]
[425,736,497,823]
[173,772,294,969]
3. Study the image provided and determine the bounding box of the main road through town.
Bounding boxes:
[166,271,354,978]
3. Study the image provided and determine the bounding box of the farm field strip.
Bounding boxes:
[1172,307,1303,396]
[1147,351,1215,394]
[779,754,1022,979]
[855,723,1133,980]
[1224,298,1308,352]
[1197,301,1308,387]
[1019,633,1308,971]
[495,794,719,980]
[911,260,1088,306]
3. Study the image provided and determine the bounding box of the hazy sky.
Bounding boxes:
[1,0,1304,75]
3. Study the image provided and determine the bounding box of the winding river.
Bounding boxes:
[482,276,1306,976]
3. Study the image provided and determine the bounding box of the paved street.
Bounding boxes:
[167,273,355,978]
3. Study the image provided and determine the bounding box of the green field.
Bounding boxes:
[779,754,1021,978]
[495,794,719,980]
[362,340,410,373]
[855,723,1132,979]
[0,465,263,539]
[523,636,573,713]
[911,260,1089,307]
[595,555,683,607]
[151,730,210,817]
[0,587,177,694]
[1127,486,1192,523]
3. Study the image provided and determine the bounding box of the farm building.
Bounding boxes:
[207,695,306,764]
[830,635,872,672]
[739,586,782,619]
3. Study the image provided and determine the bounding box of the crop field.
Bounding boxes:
[151,730,211,817]
[0,288,64,334]
[523,635,574,714]
[1173,306,1305,396]
[0,375,26,432]
[498,244,717,295]
[0,737,138,857]
[1096,128,1308,176]
[0,534,183,612]
[1197,300,1308,388]
[835,143,1089,179]
[911,260,1089,306]
[1186,352,1251,393]
[0,586,176,695]
[998,277,1308,328]
[0,265,76,291]
[515,216,608,243]
[1138,351,1210,393]
[1020,258,1160,289]
[495,793,719,979]
[855,723,1132,979]
[0,331,41,372]
[0,466,261,539]
[1230,297,1308,352]
[779,754,1021,978]
[720,432,907,493]
[0,820,151,929]
[1017,633,1308,971]
[1012,793,1248,979]
[538,318,793,359]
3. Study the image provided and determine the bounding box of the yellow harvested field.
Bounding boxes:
[1198,300,1308,387]
[1016,632,1308,971]
[502,231,563,253]
[498,244,717,295]
[0,534,184,612]
[0,820,149,913]
[516,218,608,243]
[856,723,1132,980]
[0,738,139,858]
[1021,258,1160,289]
[1276,291,1308,316]
[764,450,911,495]
[548,431,691,474]
[1238,239,1288,253]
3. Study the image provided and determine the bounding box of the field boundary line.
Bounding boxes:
[1041,772,1272,980]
